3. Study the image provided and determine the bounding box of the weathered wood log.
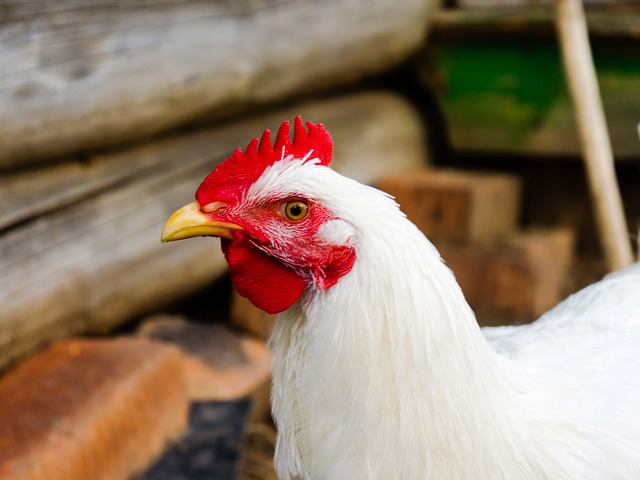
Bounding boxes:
[0,91,428,371]
[0,92,426,231]
[0,0,434,170]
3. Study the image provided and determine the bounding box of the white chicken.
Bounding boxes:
[162,117,640,479]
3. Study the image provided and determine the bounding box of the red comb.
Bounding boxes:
[196,117,333,206]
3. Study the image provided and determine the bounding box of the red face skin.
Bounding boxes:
[200,195,356,314]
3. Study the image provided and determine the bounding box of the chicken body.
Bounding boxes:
[266,160,640,479]
[163,119,640,479]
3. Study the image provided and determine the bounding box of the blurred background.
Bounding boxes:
[0,0,639,478]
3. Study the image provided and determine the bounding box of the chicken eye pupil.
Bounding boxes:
[284,201,309,221]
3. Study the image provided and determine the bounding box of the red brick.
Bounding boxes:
[438,228,574,325]
[377,168,521,244]
[0,338,188,480]
[139,315,272,401]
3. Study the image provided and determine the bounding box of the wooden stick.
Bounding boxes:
[555,0,633,271]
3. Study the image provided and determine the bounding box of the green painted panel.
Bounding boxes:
[428,39,640,159]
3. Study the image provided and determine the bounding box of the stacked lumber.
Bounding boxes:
[0,0,438,371]
[0,92,429,371]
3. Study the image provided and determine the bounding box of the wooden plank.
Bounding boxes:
[0,91,428,371]
[0,0,433,169]
[431,7,640,40]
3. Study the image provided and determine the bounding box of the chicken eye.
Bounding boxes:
[281,201,309,222]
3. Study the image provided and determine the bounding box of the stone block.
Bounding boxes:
[0,338,188,480]
[438,228,575,325]
[139,315,272,401]
[377,168,521,244]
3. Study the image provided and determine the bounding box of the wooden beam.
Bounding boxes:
[555,0,633,270]
[430,6,640,41]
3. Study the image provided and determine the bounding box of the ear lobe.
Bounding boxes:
[222,239,308,314]
[313,245,357,290]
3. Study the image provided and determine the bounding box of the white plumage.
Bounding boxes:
[262,159,640,479]
[162,126,640,480]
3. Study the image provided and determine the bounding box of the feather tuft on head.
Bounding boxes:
[196,117,332,206]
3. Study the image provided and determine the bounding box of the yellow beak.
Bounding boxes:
[161,201,243,242]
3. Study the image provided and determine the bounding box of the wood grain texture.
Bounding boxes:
[0,91,428,371]
[0,0,433,169]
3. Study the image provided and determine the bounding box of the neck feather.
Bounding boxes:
[269,182,582,479]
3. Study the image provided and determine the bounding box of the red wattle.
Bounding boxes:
[222,240,307,314]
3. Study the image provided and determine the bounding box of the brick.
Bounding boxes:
[0,338,188,480]
[139,315,272,401]
[230,292,277,342]
[377,168,522,243]
[438,228,574,326]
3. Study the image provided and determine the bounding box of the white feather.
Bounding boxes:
[255,159,640,479]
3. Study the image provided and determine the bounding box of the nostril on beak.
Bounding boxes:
[202,201,228,214]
